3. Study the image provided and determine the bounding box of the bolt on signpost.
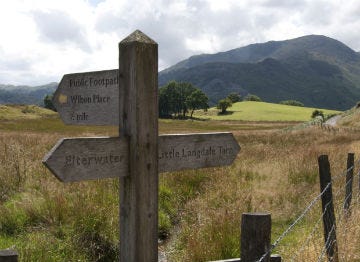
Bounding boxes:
[43,30,241,261]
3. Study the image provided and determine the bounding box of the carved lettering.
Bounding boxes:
[65,154,124,167]
[68,75,119,88]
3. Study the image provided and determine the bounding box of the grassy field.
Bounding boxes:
[0,106,359,261]
[0,105,57,120]
[195,101,341,121]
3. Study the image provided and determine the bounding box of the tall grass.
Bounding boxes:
[0,117,360,261]
[166,128,360,261]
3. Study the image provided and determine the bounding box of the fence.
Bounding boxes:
[210,152,359,262]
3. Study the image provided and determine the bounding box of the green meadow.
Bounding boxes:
[195,101,341,121]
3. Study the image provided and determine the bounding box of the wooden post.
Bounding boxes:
[240,213,271,262]
[318,155,338,262]
[0,250,18,262]
[344,153,354,214]
[118,31,158,261]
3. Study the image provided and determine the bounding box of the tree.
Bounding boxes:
[244,94,262,102]
[185,89,209,118]
[177,82,197,117]
[158,81,208,118]
[217,98,232,114]
[227,92,241,103]
[43,94,56,111]
[311,109,324,119]
[159,81,177,117]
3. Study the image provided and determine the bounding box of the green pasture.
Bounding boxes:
[195,101,341,121]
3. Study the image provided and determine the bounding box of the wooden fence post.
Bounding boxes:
[318,155,339,262]
[344,153,354,215]
[118,30,158,261]
[240,213,271,262]
[0,250,18,262]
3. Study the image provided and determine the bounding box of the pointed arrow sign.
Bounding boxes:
[158,132,240,173]
[43,137,129,182]
[53,69,119,126]
[43,132,240,182]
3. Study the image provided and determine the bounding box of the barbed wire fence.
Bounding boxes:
[210,153,359,262]
[254,154,360,262]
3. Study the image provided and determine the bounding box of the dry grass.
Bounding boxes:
[165,127,360,261]
[0,118,360,261]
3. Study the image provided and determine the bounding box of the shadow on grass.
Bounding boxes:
[159,116,208,121]
[217,111,234,116]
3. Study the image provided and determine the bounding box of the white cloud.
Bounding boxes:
[1,0,360,85]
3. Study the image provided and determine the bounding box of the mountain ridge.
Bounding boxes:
[159,35,360,110]
[0,83,57,105]
[1,35,360,110]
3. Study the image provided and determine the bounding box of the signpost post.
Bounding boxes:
[43,30,241,262]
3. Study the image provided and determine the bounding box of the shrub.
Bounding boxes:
[227,93,241,103]
[244,94,262,102]
[279,100,304,107]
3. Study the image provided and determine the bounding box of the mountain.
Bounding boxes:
[0,83,57,105]
[159,35,360,110]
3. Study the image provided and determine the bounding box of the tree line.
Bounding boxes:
[159,81,209,118]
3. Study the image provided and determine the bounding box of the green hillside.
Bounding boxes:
[159,35,360,110]
[0,105,57,120]
[194,101,341,121]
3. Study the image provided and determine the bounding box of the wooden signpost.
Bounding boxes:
[53,69,119,125]
[44,133,240,182]
[43,30,241,262]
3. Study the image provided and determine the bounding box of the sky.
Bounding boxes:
[1,0,360,86]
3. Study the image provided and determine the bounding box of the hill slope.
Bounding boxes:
[0,104,57,120]
[195,101,340,121]
[159,35,360,110]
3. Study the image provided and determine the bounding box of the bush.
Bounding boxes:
[244,94,262,102]
[279,100,304,107]
[227,93,241,103]
[43,94,56,111]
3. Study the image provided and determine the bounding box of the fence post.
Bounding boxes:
[0,250,18,262]
[318,155,339,262]
[344,153,354,215]
[240,213,271,262]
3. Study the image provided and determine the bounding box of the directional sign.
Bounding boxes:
[43,137,128,182]
[158,132,240,172]
[43,133,240,182]
[53,69,119,126]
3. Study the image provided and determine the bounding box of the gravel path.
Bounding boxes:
[324,115,341,126]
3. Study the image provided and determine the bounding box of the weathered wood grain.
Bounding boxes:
[318,155,339,262]
[0,249,18,262]
[344,153,354,213]
[53,69,119,126]
[43,132,240,182]
[42,137,128,182]
[159,132,240,172]
[241,213,271,262]
[119,30,159,262]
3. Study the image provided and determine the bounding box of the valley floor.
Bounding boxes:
[0,116,359,261]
